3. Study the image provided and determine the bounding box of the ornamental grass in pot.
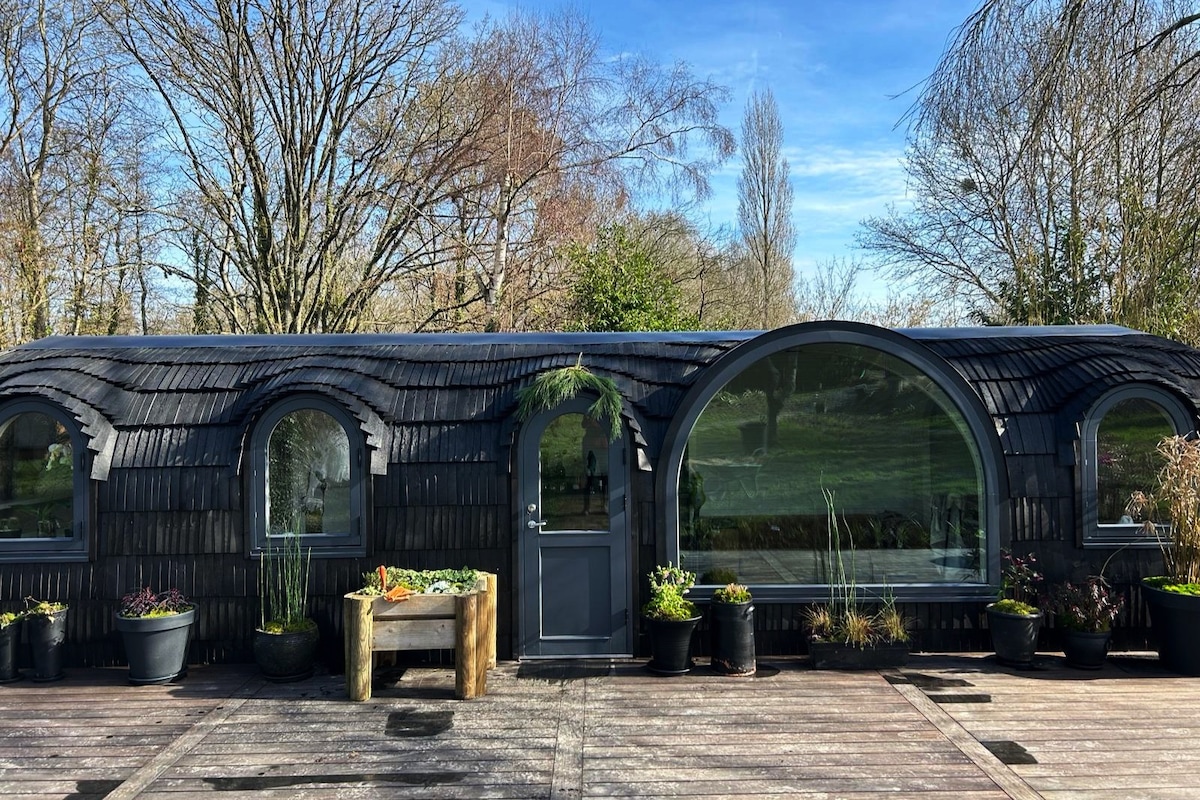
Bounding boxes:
[254,530,317,682]
[804,490,910,669]
[804,594,911,669]
[1128,434,1200,674]
[642,563,700,675]
[115,586,195,684]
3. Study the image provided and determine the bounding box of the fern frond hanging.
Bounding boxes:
[516,354,624,440]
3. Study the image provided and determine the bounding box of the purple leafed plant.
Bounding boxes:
[119,586,192,618]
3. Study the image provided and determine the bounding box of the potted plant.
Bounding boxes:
[114,586,195,684]
[1129,434,1200,674]
[1048,577,1124,669]
[23,598,68,682]
[642,563,701,675]
[804,594,911,669]
[254,530,318,682]
[987,550,1043,667]
[804,490,910,669]
[709,583,755,675]
[0,610,23,682]
[34,502,61,537]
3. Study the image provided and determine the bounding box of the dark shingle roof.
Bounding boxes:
[3,326,1199,477]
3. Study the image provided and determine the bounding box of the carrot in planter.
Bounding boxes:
[383,585,412,602]
[377,566,411,602]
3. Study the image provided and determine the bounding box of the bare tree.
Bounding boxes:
[736,88,796,329]
[105,0,474,334]
[0,0,161,344]
[454,9,735,331]
[863,0,1200,341]
[795,257,958,327]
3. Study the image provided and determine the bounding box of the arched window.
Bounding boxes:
[249,397,366,557]
[663,324,1003,601]
[0,401,89,561]
[1082,386,1193,547]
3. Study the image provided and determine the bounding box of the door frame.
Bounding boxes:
[515,397,632,658]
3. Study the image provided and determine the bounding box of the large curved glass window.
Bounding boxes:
[678,343,986,588]
[251,398,364,556]
[0,402,89,561]
[1083,387,1192,546]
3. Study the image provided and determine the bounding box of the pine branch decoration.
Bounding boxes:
[516,354,623,441]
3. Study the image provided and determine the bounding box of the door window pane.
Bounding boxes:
[540,413,609,532]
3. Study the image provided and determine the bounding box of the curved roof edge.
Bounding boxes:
[12,323,1146,351]
[901,324,1140,340]
[18,330,758,350]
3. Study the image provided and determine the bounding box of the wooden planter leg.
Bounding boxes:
[344,594,373,702]
[455,592,481,699]
[484,572,498,670]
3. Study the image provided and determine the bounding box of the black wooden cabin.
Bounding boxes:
[1,321,1197,669]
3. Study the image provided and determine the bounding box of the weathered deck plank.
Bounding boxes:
[3,654,1200,798]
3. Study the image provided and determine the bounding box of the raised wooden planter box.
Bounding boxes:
[343,572,497,700]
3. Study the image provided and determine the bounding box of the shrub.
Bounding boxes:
[642,563,697,621]
[1049,577,1124,633]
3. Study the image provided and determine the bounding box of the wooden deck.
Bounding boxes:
[0,652,1196,799]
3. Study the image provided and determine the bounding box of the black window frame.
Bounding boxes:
[0,399,91,563]
[248,395,367,558]
[657,322,1007,603]
[1080,384,1194,548]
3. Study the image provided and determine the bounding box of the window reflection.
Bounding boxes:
[0,412,74,539]
[267,409,351,536]
[1096,399,1174,526]
[679,343,985,586]
[540,413,609,532]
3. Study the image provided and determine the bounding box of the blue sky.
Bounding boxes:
[460,0,980,293]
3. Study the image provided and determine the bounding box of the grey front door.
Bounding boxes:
[518,399,631,657]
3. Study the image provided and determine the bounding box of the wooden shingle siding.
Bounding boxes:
[3,325,1200,668]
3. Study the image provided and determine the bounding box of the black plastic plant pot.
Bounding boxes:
[645,615,701,675]
[253,625,319,682]
[115,608,195,685]
[987,605,1042,666]
[26,610,68,682]
[710,601,756,675]
[0,622,21,683]
[1062,629,1110,670]
[1142,581,1200,675]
